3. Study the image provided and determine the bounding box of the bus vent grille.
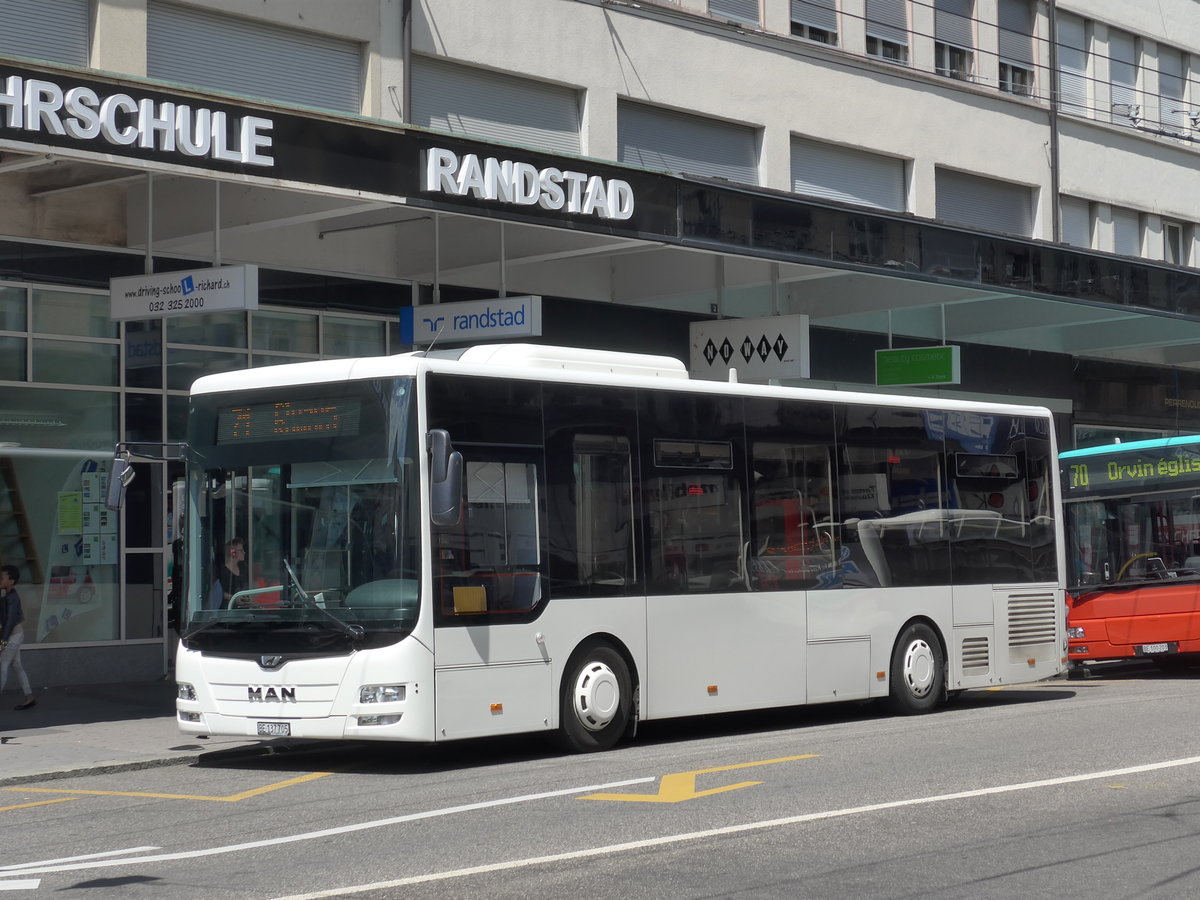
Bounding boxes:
[961,636,990,674]
[1007,591,1058,647]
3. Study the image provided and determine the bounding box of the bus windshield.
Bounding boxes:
[181,377,420,654]
[1067,492,1200,587]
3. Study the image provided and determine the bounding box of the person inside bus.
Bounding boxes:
[216,537,246,608]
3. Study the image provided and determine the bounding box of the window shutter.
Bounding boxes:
[147,2,361,114]
[866,0,908,45]
[710,0,760,25]
[1159,47,1186,131]
[411,57,581,155]
[934,0,974,48]
[791,138,906,212]
[997,0,1033,66]
[935,170,1032,237]
[1108,30,1138,115]
[1059,197,1091,248]
[1112,208,1141,257]
[619,102,759,185]
[1,0,89,66]
[1055,14,1088,115]
[791,0,837,33]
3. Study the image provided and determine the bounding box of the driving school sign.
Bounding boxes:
[109,265,258,321]
[689,315,810,381]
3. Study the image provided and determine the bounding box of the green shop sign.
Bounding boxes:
[875,346,961,386]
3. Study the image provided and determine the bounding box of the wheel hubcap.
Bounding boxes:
[902,639,936,698]
[572,661,620,731]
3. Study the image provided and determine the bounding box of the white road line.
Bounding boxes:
[0,777,654,879]
[272,754,1200,899]
[0,881,39,892]
[0,847,160,872]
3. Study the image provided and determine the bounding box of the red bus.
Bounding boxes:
[1062,436,1200,671]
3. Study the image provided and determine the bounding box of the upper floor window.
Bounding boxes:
[1108,29,1139,126]
[619,101,760,186]
[1055,13,1089,117]
[865,0,908,64]
[147,1,362,114]
[410,56,582,155]
[710,0,760,26]
[1,0,89,67]
[934,0,975,81]
[997,0,1034,96]
[1164,221,1187,266]
[1159,46,1187,134]
[791,0,838,46]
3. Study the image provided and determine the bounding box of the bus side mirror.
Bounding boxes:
[106,454,135,510]
[428,429,463,527]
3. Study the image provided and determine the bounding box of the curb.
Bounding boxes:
[0,742,275,788]
[0,753,200,787]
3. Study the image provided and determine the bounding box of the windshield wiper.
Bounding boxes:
[282,557,365,642]
[181,614,241,642]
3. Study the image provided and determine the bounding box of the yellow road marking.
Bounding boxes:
[2,771,332,803]
[582,754,818,803]
[0,796,77,812]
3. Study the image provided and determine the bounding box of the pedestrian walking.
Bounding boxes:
[1,563,36,710]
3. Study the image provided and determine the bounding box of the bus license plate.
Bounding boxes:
[257,721,291,737]
[1139,643,1170,655]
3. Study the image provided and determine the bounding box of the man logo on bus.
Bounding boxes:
[248,686,296,702]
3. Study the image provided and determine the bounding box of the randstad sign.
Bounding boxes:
[423,147,635,220]
[400,296,543,345]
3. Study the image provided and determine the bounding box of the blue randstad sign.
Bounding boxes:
[400,295,542,345]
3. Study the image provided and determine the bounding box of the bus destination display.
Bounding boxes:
[216,399,362,443]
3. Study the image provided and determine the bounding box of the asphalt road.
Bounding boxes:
[3,662,1200,899]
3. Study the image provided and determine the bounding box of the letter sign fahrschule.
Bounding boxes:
[0,74,274,166]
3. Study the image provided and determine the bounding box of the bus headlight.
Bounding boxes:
[360,684,405,704]
[1067,626,1085,639]
[178,682,196,701]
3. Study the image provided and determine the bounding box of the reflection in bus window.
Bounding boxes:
[749,443,835,590]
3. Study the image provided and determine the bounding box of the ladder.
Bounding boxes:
[0,457,43,584]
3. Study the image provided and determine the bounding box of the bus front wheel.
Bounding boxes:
[888,622,945,714]
[557,643,631,753]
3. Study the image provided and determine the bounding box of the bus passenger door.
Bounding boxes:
[431,450,553,740]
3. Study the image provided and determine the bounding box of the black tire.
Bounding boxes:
[888,622,945,715]
[556,643,632,753]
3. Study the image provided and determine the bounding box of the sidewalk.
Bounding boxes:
[0,680,262,786]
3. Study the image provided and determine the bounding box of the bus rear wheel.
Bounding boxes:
[557,643,631,753]
[888,622,945,714]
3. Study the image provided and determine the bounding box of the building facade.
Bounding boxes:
[2,0,1200,685]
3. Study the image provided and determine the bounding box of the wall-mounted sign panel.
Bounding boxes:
[875,345,961,386]
[689,315,810,382]
[109,265,258,321]
[400,295,542,346]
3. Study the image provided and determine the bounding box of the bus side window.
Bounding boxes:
[435,456,545,616]
[640,391,747,595]
[749,443,835,591]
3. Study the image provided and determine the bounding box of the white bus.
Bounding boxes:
[138,343,1064,752]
